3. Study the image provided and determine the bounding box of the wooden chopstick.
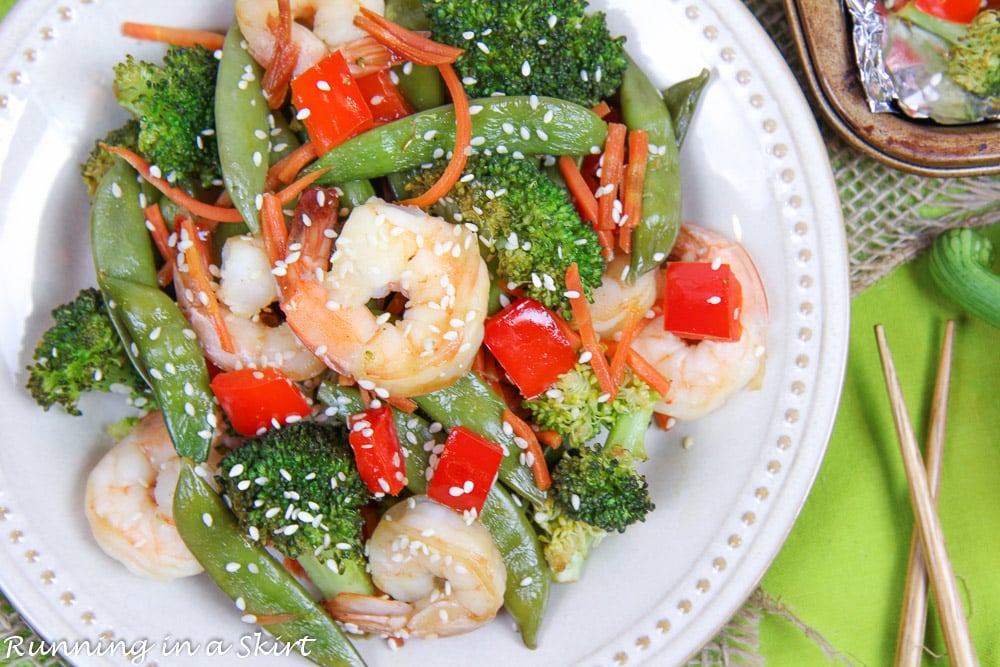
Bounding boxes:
[894,320,955,667]
[875,323,978,667]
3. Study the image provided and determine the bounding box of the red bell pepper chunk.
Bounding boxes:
[427,426,504,515]
[210,367,312,437]
[663,261,743,342]
[482,297,578,399]
[290,50,374,154]
[348,405,407,497]
[355,69,412,126]
[914,0,981,23]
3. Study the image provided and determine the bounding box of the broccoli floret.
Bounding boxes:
[523,362,658,448]
[532,496,606,583]
[216,422,375,599]
[402,153,605,316]
[948,10,1000,99]
[551,450,646,533]
[25,288,154,416]
[112,45,221,188]
[525,362,658,578]
[549,410,655,535]
[422,0,627,107]
[80,120,141,196]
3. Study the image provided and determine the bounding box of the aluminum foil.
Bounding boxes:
[846,0,1000,124]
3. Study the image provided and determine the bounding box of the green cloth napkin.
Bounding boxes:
[759,223,1000,665]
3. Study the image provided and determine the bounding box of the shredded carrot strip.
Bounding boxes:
[262,0,299,109]
[260,193,293,298]
[143,203,175,263]
[565,263,616,400]
[121,22,225,50]
[609,308,644,386]
[557,156,599,226]
[503,409,551,491]
[596,228,616,260]
[596,122,627,231]
[269,141,319,188]
[536,429,563,449]
[143,204,176,287]
[353,8,465,66]
[359,387,373,409]
[625,347,671,399]
[620,129,649,253]
[337,373,356,386]
[399,63,470,208]
[254,612,303,625]
[590,100,612,118]
[654,412,674,430]
[102,144,245,223]
[178,217,235,353]
[275,167,330,207]
[387,396,418,413]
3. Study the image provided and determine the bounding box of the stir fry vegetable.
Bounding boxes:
[22,1,774,665]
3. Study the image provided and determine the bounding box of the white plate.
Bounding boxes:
[0,0,849,665]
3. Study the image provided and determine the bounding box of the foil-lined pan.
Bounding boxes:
[783,0,1000,176]
[847,0,999,124]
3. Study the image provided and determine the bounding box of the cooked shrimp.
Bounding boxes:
[174,224,327,382]
[236,0,386,76]
[265,196,490,397]
[325,495,506,639]
[630,223,768,422]
[589,254,660,339]
[84,411,204,580]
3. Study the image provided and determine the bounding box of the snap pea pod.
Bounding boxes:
[316,382,550,649]
[216,18,270,235]
[662,68,710,151]
[413,373,547,507]
[90,160,215,462]
[621,55,683,280]
[479,485,551,649]
[307,96,607,185]
[173,461,367,667]
[384,0,445,111]
[336,179,377,210]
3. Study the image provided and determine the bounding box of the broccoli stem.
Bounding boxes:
[605,403,655,461]
[296,553,374,600]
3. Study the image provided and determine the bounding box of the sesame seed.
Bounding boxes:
[521,60,531,77]
[201,513,213,527]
